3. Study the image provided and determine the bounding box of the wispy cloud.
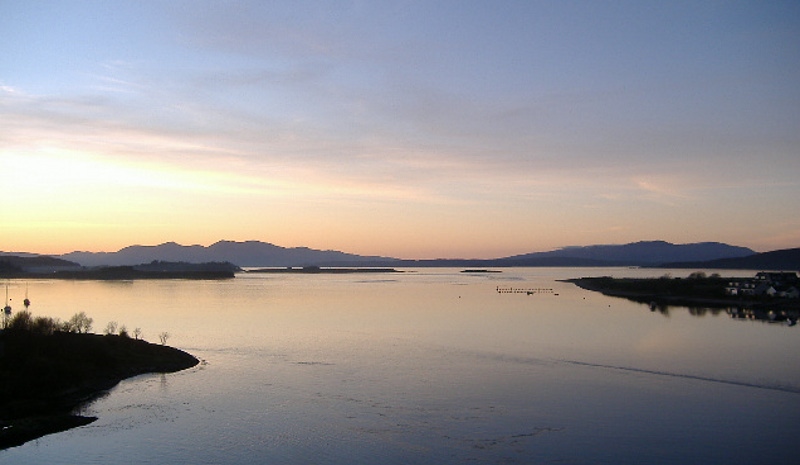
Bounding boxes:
[632,178,689,206]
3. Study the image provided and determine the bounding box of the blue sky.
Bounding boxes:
[1,1,798,258]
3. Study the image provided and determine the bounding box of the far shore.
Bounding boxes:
[246,266,401,274]
[0,268,235,280]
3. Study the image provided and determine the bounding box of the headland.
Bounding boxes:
[565,273,800,312]
[0,331,199,449]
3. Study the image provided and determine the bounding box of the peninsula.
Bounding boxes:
[0,329,199,449]
[565,272,800,312]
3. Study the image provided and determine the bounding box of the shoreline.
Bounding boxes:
[564,277,800,311]
[0,332,199,449]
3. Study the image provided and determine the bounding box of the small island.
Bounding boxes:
[0,314,199,449]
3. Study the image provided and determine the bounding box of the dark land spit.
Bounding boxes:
[0,331,199,449]
[565,276,800,312]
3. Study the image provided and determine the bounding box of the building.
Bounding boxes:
[726,272,799,297]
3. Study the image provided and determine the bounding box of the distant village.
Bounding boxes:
[725,272,799,299]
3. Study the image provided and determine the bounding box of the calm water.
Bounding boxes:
[2,268,798,464]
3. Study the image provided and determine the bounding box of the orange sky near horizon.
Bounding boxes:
[1,148,791,259]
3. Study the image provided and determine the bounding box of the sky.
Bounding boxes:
[1,1,799,259]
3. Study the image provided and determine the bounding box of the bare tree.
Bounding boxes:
[66,312,93,333]
[158,331,170,345]
[133,327,142,340]
[104,321,118,335]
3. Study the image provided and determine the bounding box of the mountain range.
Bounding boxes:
[5,240,798,270]
[46,239,758,268]
[59,240,393,268]
[660,247,800,271]
[499,241,755,266]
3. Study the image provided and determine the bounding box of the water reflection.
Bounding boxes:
[727,307,798,326]
[644,300,798,326]
[3,269,799,464]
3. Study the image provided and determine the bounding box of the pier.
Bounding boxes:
[496,286,554,295]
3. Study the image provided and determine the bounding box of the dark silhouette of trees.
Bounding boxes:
[104,321,118,335]
[65,312,93,334]
[3,310,160,342]
[5,311,64,335]
[7,310,33,331]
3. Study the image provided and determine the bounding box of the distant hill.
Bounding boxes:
[661,247,800,271]
[335,241,756,268]
[60,240,396,267]
[499,241,754,266]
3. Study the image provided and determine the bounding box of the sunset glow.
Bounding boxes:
[2,1,798,258]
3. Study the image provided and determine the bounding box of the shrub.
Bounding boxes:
[5,312,63,335]
[31,316,61,335]
[7,310,33,331]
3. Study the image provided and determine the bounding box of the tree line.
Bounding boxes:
[2,310,169,344]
